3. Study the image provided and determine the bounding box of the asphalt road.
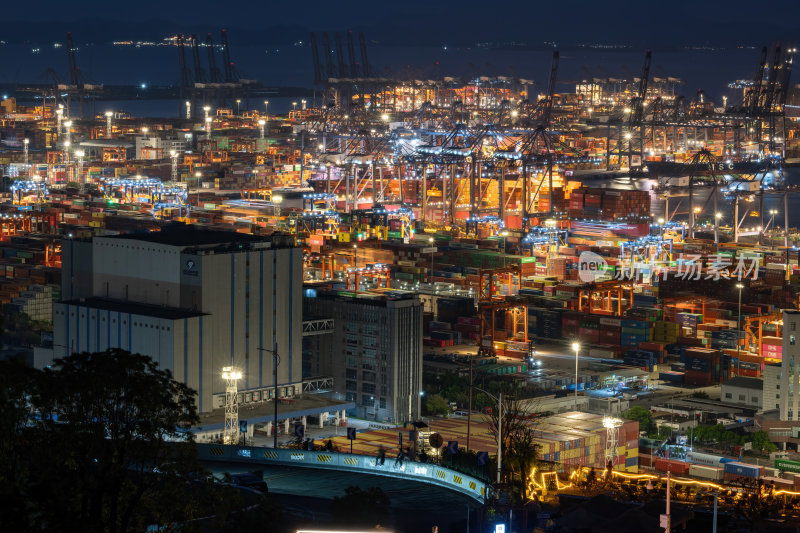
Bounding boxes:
[203,461,481,533]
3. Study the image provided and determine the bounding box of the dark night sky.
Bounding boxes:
[3,0,799,46]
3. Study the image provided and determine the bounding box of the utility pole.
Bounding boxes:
[258,346,280,448]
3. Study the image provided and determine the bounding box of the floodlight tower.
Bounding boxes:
[222,366,243,445]
[105,111,113,137]
[170,150,178,181]
[603,416,623,470]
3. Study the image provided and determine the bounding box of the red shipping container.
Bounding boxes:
[654,459,689,475]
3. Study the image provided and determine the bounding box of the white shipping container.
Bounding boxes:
[689,464,724,481]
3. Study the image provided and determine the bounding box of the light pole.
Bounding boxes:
[23,138,29,167]
[258,119,266,139]
[185,101,191,120]
[258,347,281,448]
[292,101,298,111]
[572,342,580,409]
[105,111,113,137]
[205,117,212,138]
[64,120,72,145]
[474,386,503,484]
[56,107,63,135]
[353,244,358,269]
[203,105,211,121]
[301,99,307,110]
[236,99,241,116]
[736,283,744,376]
[429,236,435,283]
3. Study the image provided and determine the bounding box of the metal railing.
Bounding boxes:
[197,443,487,502]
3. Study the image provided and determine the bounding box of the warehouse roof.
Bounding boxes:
[723,376,764,391]
[62,297,206,320]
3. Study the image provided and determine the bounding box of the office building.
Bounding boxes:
[303,287,423,423]
[49,224,303,413]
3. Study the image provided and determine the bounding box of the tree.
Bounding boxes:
[425,394,451,416]
[330,486,390,527]
[0,349,209,532]
[623,406,653,433]
[749,430,777,453]
[484,386,541,503]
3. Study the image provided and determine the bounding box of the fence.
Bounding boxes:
[197,443,487,501]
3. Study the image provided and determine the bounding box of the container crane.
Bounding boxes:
[206,33,222,83]
[359,32,370,77]
[220,29,239,83]
[335,33,348,79]
[346,30,359,78]
[191,35,206,83]
[310,33,324,86]
[323,33,336,80]
[177,34,192,90]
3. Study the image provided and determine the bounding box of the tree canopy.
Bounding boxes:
[0,349,275,532]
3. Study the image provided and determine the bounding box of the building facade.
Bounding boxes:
[781,310,800,421]
[721,376,763,409]
[51,225,303,413]
[303,288,423,424]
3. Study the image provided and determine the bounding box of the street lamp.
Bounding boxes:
[474,386,503,484]
[292,101,298,111]
[184,101,191,120]
[257,347,281,448]
[353,244,358,269]
[572,342,580,409]
[428,237,435,283]
[736,283,744,376]
[301,99,307,110]
[258,119,266,139]
[236,99,241,116]
[203,105,211,121]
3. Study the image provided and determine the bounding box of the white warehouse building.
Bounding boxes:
[48,224,303,413]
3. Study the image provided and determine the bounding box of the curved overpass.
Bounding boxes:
[197,443,487,502]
